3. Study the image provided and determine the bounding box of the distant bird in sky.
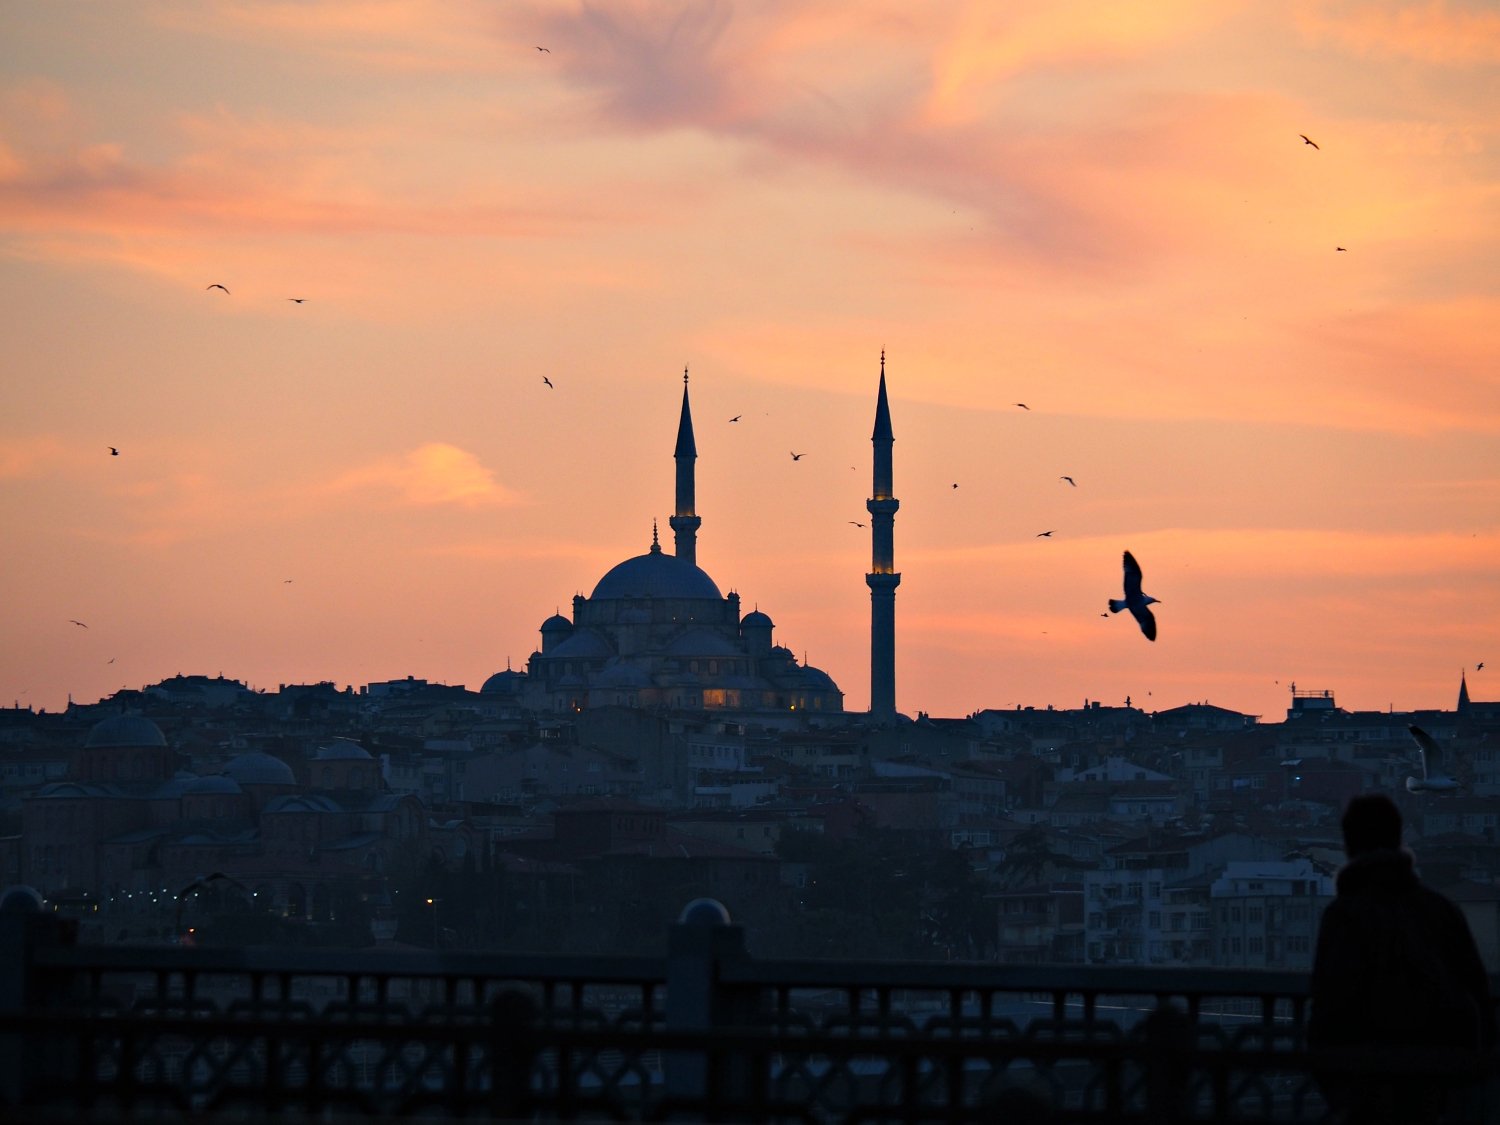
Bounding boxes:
[68,619,88,628]
[951,483,958,489]
[288,297,306,303]
[1036,530,1054,538]
[1335,247,1347,252]
[790,452,805,461]
[283,578,293,584]
[206,283,229,293]
[1060,475,1076,486]
[542,376,553,388]
[536,46,550,52]
[107,657,115,664]
[1478,662,1486,671]
[729,415,741,423]
[1405,724,1461,793]
[1300,134,1319,150]
[1014,403,1030,410]
[848,522,865,529]
[108,446,119,456]
[1109,550,1159,641]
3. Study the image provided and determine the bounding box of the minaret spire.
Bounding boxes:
[866,350,900,721]
[669,366,702,566]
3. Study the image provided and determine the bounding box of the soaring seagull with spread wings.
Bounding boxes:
[1109,550,1159,641]
[206,283,229,293]
[1300,134,1319,150]
[1405,724,1461,793]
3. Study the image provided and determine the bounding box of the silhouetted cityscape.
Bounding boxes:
[3,371,1498,973]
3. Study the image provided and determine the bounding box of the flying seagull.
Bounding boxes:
[1478,662,1486,671]
[1300,134,1319,150]
[109,446,119,456]
[1036,530,1055,538]
[1405,724,1461,793]
[848,521,865,528]
[790,452,805,461]
[1060,475,1076,486]
[537,46,550,52]
[1014,403,1030,410]
[69,619,88,628]
[1335,247,1347,252]
[283,578,293,584]
[729,415,741,423]
[288,297,306,303]
[542,376,554,388]
[1109,550,1159,641]
[206,283,229,293]
[952,483,959,489]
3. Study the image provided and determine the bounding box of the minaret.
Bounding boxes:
[669,367,702,567]
[866,351,900,721]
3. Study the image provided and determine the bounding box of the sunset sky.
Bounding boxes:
[2,1,1497,721]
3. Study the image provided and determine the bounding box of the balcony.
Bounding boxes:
[0,903,1496,1122]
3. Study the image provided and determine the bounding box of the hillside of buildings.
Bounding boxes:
[3,673,1498,971]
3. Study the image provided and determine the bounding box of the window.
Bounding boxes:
[1149,912,1161,929]
[1248,936,1263,954]
[1248,906,1263,923]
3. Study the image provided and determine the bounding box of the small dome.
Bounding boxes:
[481,669,526,694]
[224,751,296,786]
[591,550,723,601]
[316,739,372,761]
[85,715,167,750]
[154,776,197,798]
[741,610,774,629]
[540,614,573,633]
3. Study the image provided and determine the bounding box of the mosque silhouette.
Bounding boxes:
[481,361,902,720]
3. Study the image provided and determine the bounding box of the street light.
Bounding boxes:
[425,897,441,949]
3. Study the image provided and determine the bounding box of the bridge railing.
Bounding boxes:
[1,899,1496,1122]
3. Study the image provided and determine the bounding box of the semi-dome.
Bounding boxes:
[547,629,615,659]
[224,751,296,786]
[84,715,167,750]
[592,661,653,689]
[591,547,722,601]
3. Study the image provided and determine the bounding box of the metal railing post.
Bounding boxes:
[665,898,751,1113]
[0,887,78,1108]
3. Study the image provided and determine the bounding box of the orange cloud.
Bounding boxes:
[0,436,69,479]
[1298,0,1500,65]
[327,443,520,507]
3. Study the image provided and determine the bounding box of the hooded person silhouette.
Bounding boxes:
[1309,794,1495,1123]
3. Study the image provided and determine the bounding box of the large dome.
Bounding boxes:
[224,751,296,786]
[85,715,167,749]
[591,548,722,601]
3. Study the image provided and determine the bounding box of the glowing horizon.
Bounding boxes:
[2,1,1496,722]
